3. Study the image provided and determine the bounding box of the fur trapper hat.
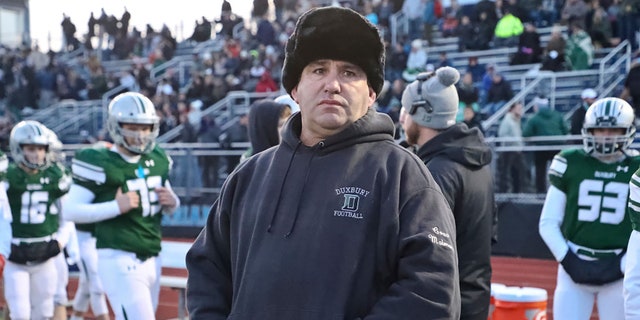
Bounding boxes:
[281,6,385,96]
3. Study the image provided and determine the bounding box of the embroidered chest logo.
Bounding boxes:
[334,186,370,220]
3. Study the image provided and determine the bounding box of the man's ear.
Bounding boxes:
[368,86,377,108]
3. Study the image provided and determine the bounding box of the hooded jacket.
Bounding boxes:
[247,100,287,156]
[415,123,496,320]
[186,109,461,319]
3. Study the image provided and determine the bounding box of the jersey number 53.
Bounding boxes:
[578,179,628,225]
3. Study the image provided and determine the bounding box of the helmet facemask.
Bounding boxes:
[581,97,636,156]
[113,123,159,155]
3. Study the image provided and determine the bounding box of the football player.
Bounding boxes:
[2,120,73,320]
[70,143,112,320]
[539,97,639,320]
[64,91,179,319]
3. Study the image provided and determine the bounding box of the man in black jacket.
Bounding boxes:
[186,7,460,320]
[400,66,497,320]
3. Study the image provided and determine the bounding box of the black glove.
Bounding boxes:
[560,250,624,285]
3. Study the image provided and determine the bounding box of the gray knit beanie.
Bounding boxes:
[401,66,460,129]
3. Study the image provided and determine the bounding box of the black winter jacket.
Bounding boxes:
[416,123,497,320]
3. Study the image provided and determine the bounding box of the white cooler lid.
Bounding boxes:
[494,286,548,303]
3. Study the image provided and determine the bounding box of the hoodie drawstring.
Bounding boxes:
[284,149,317,238]
[267,142,301,233]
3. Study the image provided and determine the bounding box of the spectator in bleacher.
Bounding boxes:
[436,52,452,69]
[441,10,461,38]
[87,12,98,39]
[466,56,485,84]
[203,73,228,106]
[120,7,131,37]
[456,72,480,122]
[186,74,206,102]
[254,70,279,93]
[376,0,395,28]
[256,13,278,47]
[477,11,498,50]
[585,0,613,48]
[462,104,485,135]
[188,17,213,43]
[494,8,524,47]
[216,3,244,40]
[620,54,640,117]
[480,63,496,105]
[35,63,58,109]
[402,0,425,40]
[385,39,409,82]
[571,88,597,135]
[522,96,569,193]
[86,65,108,100]
[456,15,478,52]
[546,24,568,55]
[377,78,406,122]
[485,73,514,114]
[561,0,589,26]
[474,0,499,27]
[566,18,595,70]
[541,49,570,71]
[61,14,79,52]
[497,102,529,193]
[504,0,531,23]
[618,0,640,50]
[510,23,543,65]
[403,39,428,81]
[198,114,222,188]
[57,68,87,101]
[219,111,248,175]
[363,1,379,25]
[422,0,438,45]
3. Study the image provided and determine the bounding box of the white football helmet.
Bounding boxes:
[582,97,636,155]
[107,92,159,155]
[9,120,55,170]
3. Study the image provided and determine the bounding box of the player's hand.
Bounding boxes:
[0,254,5,278]
[115,187,140,214]
[155,186,177,208]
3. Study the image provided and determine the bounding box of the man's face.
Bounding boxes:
[292,59,375,142]
[399,107,419,145]
[121,123,153,149]
[22,144,47,167]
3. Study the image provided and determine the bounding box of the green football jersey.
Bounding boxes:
[549,149,640,250]
[7,162,71,239]
[71,146,172,258]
